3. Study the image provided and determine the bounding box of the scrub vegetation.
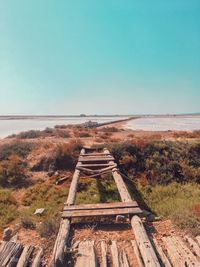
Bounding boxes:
[0,132,200,239]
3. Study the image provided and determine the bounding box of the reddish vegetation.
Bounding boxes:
[192,204,200,217]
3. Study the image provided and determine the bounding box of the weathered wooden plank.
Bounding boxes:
[120,250,130,267]
[110,241,120,267]
[32,248,43,267]
[112,169,132,203]
[81,153,112,157]
[171,236,200,266]
[100,241,107,267]
[163,236,187,267]
[131,216,161,267]
[131,240,144,267]
[79,156,115,162]
[16,245,34,267]
[63,201,138,211]
[152,238,172,267]
[78,163,116,168]
[196,236,200,247]
[0,242,23,267]
[62,207,142,218]
[75,241,97,267]
[104,149,133,203]
[51,149,85,266]
[184,235,200,257]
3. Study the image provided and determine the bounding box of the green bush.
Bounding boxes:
[21,216,36,229]
[32,139,83,171]
[38,218,59,237]
[0,189,18,229]
[109,141,200,185]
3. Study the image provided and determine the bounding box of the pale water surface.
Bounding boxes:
[0,116,126,138]
[125,117,200,131]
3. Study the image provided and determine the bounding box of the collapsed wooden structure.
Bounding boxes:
[1,147,200,266]
[51,147,160,267]
[0,240,43,267]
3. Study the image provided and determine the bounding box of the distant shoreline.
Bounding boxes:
[0,114,200,120]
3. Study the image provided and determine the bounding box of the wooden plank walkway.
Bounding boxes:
[51,147,160,267]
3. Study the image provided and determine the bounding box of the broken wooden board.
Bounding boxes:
[62,207,142,218]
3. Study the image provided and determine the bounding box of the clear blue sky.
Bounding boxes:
[0,0,200,115]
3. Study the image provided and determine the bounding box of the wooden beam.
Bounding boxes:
[63,201,138,210]
[152,238,172,267]
[75,241,97,267]
[62,207,142,218]
[101,241,107,267]
[79,156,115,162]
[110,241,120,267]
[112,169,132,202]
[81,153,112,157]
[51,149,85,267]
[131,216,161,267]
[0,242,23,267]
[16,245,34,267]
[78,163,116,168]
[103,148,132,203]
[32,248,43,267]
[120,250,130,267]
[131,240,144,267]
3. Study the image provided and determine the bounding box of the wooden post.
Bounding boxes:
[51,149,85,266]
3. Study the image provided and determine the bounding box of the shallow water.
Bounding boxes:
[0,116,125,138]
[125,117,200,131]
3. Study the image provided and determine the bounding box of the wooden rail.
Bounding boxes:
[51,148,85,267]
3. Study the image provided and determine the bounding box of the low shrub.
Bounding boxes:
[0,189,18,229]
[38,218,59,237]
[109,140,200,185]
[100,127,119,132]
[54,129,71,138]
[0,156,27,187]
[54,125,68,129]
[17,130,42,139]
[32,139,83,171]
[21,216,36,230]
[0,141,34,160]
[79,132,91,138]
